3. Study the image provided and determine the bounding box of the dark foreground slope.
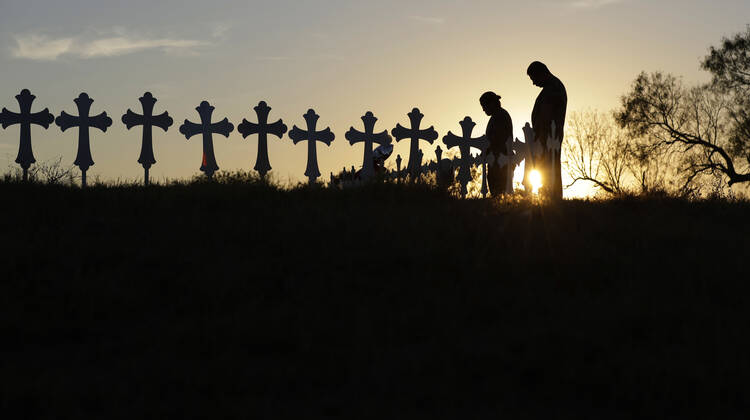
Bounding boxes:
[1,181,749,419]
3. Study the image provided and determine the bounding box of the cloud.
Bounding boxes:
[569,0,624,8]
[11,32,207,60]
[11,35,75,60]
[409,16,446,24]
[79,37,206,58]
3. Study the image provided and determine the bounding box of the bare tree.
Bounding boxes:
[34,157,76,185]
[624,135,681,194]
[5,156,77,185]
[616,73,749,193]
[563,111,629,195]
[611,28,750,195]
[563,110,686,196]
[616,27,750,193]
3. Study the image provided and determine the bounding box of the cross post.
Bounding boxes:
[391,108,438,179]
[345,111,392,180]
[481,152,491,198]
[55,93,112,187]
[0,89,55,181]
[179,101,234,179]
[435,145,447,186]
[546,121,562,195]
[442,116,488,198]
[288,109,335,184]
[500,135,518,194]
[122,92,173,186]
[237,101,287,178]
[520,122,541,193]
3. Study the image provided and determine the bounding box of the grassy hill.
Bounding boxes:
[2,178,749,418]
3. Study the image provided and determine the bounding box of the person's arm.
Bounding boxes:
[501,111,513,153]
[487,119,502,156]
[545,83,567,139]
[533,99,553,146]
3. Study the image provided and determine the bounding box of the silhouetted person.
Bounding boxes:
[480,91,513,195]
[527,61,567,200]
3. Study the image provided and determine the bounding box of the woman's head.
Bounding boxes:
[480,91,501,115]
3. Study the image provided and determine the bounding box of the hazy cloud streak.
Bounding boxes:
[11,35,74,60]
[11,33,207,60]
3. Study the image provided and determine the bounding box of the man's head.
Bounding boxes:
[480,91,502,116]
[527,61,552,87]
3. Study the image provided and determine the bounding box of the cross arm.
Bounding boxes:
[346,128,390,146]
[345,127,367,145]
[373,130,392,146]
[266,119,287,138]
[315,128,335,146]
[210,118,234,138]
[237,120,259,138]
[151,111,174,132]
[391,124,411,141]
[288,125,306,145]
[179,120,203,139]
[238,118,287,139]
[442,131,462,149]
[472,135,489,153]
[55,111,80,132]
[121,109,144,130]
[89,112,113,132]
[29,109,55,128]
[0,108,21,128]
[511,139,527,166]
[418,127,438,143]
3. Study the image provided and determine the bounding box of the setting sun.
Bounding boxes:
[529,170,543,194]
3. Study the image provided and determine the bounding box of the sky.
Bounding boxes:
[1,0,749,194]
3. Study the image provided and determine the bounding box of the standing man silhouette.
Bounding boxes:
[527,61,567,199]
[480,91,514,195]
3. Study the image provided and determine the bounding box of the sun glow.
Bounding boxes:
[529,170,543,194]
